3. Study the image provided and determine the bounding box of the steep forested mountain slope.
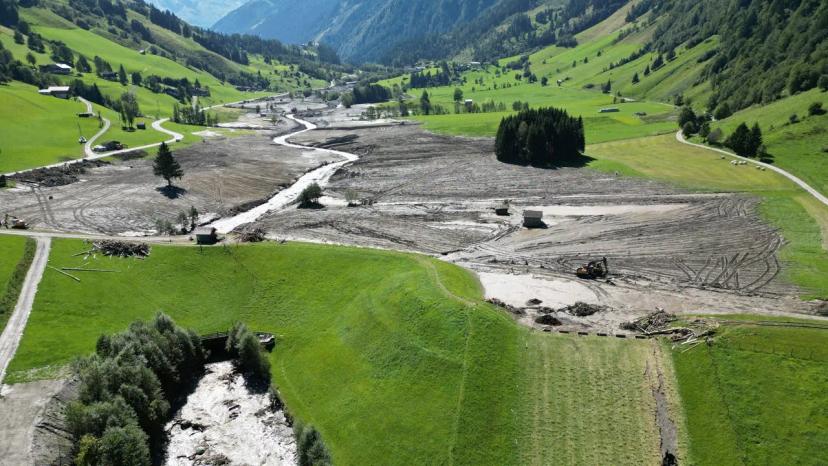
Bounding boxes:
[214,0,507,63]
[146,0,247,27]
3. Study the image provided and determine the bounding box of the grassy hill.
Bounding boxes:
[8,239,674,465]
[702,89,828,199]
[0,0,331,173]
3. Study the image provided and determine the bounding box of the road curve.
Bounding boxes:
[3,95,281,178]
[0,237,51,385]
[676,131,828,208]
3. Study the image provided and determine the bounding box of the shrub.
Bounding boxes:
[298,183,323,208]
[295,421,332,466]
[808,102,825,116]
[707,128,723,145]
[682,121,698,136]
[226,322,272,384]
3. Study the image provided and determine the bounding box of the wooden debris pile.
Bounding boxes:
[620,310,676,333]
[93,240,150,258]
[486,298,525,316]
[621,311,718,347]
[238,228,267,243]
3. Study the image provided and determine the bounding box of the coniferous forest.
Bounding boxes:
[495,107,585,166]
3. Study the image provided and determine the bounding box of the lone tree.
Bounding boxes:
[298,182,323,208]
[153,142,183,187]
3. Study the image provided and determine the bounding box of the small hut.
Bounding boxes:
[523,210,544,228]
[194,227,218,245]
[495,202,510,216]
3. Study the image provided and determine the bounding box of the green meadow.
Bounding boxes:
[705,89,828,199]
[8,239,673,465]
[0,235,33,330]
[0,81,99,173]
[673,323,828,465]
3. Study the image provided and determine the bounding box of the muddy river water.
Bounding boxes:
[165,361,296,465]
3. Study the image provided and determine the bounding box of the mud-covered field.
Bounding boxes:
[0,119,337,235]
[256,123,815,322]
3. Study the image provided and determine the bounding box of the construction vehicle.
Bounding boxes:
[576,257,609,279]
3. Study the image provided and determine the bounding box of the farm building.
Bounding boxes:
[194,227,219,245]
[136,122,146,130]
[100,71,118,81]
[523,210,544,228]
[38,86,71,99]
[41,63,72,75]
[495,202,510,216]
[599,107,620,113]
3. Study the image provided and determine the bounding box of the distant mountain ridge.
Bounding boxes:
[147,0,247,27]
[213,0,506,63]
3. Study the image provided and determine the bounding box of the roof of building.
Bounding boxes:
[524,210,543,218]
[54,63,72,69]
[194,227,217,236]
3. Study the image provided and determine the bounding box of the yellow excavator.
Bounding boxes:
[576,257,608,279]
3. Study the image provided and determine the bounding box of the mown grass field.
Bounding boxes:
[672,323,828,465]
[0,82,100,173]
[9,239,676,465]
[587,134,828,298]
[517,333,684,465]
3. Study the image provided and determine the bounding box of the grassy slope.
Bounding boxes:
[588,134,828,298]
[0,235,31,330]
[672,324,828,465]
[386,7,727,142]
[1,4,322,172]
[707,89,828,199]
[0,81,101,172]
[518,333,672,465]
[8,240,670,465]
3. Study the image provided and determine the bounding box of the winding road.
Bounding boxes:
[676,131,828,208]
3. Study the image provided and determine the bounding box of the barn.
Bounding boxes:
[523,210,544,228]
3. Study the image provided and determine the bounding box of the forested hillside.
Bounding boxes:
[214,0,508,63]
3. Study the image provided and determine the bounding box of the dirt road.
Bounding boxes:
[676,131,828,207]
[0,237,50,385]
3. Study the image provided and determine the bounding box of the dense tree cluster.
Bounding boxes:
[725,122,765,158]
[349,84,392,104]
[640,0,828,113]
[172,102,218,126]
[495,107,585,166]
[383,0,626,65]
[66,314,204,465]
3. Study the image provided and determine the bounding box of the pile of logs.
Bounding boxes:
[92,240,150,258]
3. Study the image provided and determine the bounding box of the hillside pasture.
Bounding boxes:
[673,323,828,465]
